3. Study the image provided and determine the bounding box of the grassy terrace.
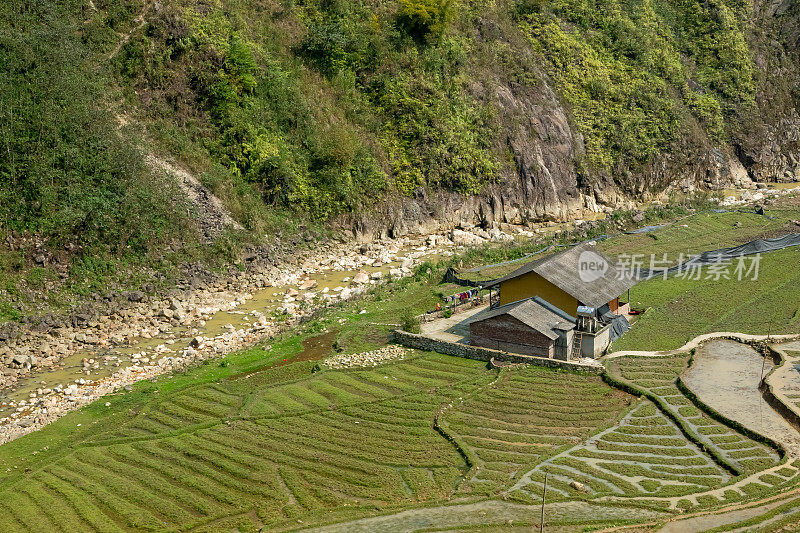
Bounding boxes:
[509,353,794,513]
[0,345,642,530]
[0,350,490,531]
[2,202,800,530]
[445,368,632,496]
[609,355,782,477]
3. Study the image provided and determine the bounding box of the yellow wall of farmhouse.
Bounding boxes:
[498,271,578,313]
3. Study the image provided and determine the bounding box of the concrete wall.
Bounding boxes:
[554,328,574,361]
[498,271,578,313]
[578,324,611,359]
[392,330,602,374]
[470,315,555,358]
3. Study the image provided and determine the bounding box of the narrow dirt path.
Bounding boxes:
[299,499,668,532]
[594,488,800,533]
[605,331,800,360]
[106,1,151,61]
[145,154,243,241]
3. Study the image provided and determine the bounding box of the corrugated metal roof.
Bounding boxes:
[485,243,637,308]
[469,297,575,340]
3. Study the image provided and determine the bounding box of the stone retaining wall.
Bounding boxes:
[391,330,602,374]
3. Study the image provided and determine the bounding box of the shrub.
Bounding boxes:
[397,0,453,40]
[401,309,421,333]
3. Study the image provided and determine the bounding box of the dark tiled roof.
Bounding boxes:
[469,297,575,340]
[485,243,637,308]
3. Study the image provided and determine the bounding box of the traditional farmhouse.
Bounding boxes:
[470,244,636,360]
[469,296,575,359]
[485,243,635,314]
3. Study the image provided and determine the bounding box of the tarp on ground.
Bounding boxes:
[626,224,668,234]
[442,267,492,287]
[638,232,800,279]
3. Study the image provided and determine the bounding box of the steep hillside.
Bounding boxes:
[0,0,799,296]
[107,0,800,234]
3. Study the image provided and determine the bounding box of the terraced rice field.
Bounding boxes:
[1,343,797,531]
[0,353,497,531]
[613,355,782,476]
[507,353,791,511]
[443,367,633,496]
[509,401,735,503]
[0,352,643,531]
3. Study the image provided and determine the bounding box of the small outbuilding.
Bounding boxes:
[469,297,576,360]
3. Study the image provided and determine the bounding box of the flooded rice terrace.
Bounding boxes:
[683,339,800,456]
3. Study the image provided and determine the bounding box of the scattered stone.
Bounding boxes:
[322,345,408,369]
[451,229,485,246]
[298,279,318,290]
[351,271,370,285]
[570,480,588,492]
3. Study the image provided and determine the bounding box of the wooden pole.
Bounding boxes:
[540,470,548,533]
[760,320,773,383]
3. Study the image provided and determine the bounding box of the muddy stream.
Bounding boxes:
[0,247,443,419]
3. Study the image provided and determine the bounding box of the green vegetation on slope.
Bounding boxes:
[0,352,493,530]
[2,0,776,240]
[2,0,795,320]
[0,0,190,251]
[116,0,501,221]
[0,340,634,529]
[446,367,632,496]
[519,0,755,173]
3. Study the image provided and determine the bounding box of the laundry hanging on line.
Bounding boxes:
[443,288,479,303]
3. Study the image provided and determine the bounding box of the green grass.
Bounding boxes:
[4,204,800,528]
[598,211,785,261]
[444,367,634,496]
[0,344,643,530]
[613,247,800,352]
[609,354,781,476]
[511,352,786,507]
[538,402,733,500]
[0,351,495,530]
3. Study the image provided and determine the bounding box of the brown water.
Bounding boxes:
[721,182,800,200]
[683,339,800,456]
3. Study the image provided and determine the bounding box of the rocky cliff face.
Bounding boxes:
[734,0,800,183]
[345,0,800,241]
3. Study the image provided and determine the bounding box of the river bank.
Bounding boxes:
[2,184,799,445]
[0,221,544,443]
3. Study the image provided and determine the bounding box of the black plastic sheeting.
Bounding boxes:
[638,232,800,279]
[597,303,631,341]
[465,224,676,274]
[626,224,668,234]
[465,246,551,273]
[442,267,489,288]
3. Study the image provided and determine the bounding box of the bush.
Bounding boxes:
[397,0,453,40]
[401,309,421,333]
[0,1,189,253]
